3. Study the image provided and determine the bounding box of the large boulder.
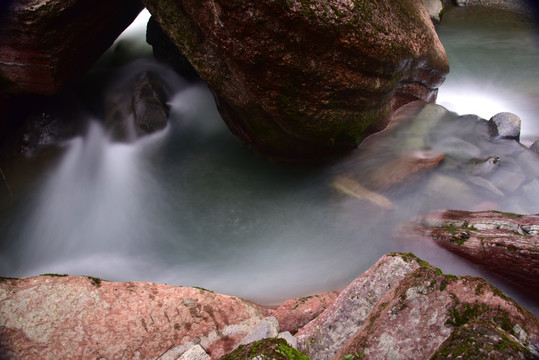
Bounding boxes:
[0,275,270,360]
[142,0,449,161]
[0,0,143,96]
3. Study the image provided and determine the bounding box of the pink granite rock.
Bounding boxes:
[273,291,339,334]
[414,209,539,295]
[295,253,421,359]
[295,253,539,360]
[0,276,270,359]
[335,266,539,360]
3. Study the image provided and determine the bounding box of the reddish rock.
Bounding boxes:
[335,266,539,360]
[294,253,539,360]
[295,253,421,359]
[273,291,339,334]
[142,0,449,161]
[414,209,539,295]
[0,0,143,95]
[366,149,445,189]
[0,276,270,360]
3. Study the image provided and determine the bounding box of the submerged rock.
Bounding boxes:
[413,210,539,295]
[0,0,143,95]
[0,253,537,360]
[105,70,170,142]
[0,276,269,360]
[142,0,449,161]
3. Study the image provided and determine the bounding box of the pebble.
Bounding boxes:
[489,112,521,140]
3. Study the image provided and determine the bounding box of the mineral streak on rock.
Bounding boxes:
[0,276,269,360]
[414,209,539,296]
[142,0,449,161]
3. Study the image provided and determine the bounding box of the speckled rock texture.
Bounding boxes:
[0,276,269,360]
[413,209,539,295]
[0,0,143,95]
[295,253,539,360]
[295,253,421,359]
[142,0,449,161]
[334,264,539,360]
[273,291,339,334]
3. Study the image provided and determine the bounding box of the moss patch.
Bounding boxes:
[221,338,310,360]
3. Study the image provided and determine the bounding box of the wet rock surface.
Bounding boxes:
[142,0,449,161]
[0,0,143,96]
[412,209,539,296]
[105,70,170,142]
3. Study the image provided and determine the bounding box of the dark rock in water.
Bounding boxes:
[146,17,200,82]
[489,112,521,140]
[530,141,539,154]
[0,0,143,96]
[413,209,539,296]
[105,71,170,142]
[142,0,449,162]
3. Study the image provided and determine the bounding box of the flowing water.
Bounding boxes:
[0,8,538,314]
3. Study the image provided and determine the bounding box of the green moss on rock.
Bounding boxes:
[221,338,310,360]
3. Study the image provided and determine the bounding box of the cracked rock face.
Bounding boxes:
[0,276,269,360]
[142,0,449,161]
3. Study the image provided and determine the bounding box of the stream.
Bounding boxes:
[0,7,537,314]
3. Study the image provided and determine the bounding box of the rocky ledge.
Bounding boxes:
[412,209,539,297]
[1,252,538,360]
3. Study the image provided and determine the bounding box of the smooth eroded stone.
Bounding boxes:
[142,0,449,161]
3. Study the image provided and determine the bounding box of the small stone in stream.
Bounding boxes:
[529,140,539,154]
[489,112,521,140]
[434,136,481,161]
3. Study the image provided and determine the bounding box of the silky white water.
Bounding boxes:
[0,8,537,314]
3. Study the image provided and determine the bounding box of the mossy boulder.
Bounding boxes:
[142,0,449,162]
[221,338,310,360]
